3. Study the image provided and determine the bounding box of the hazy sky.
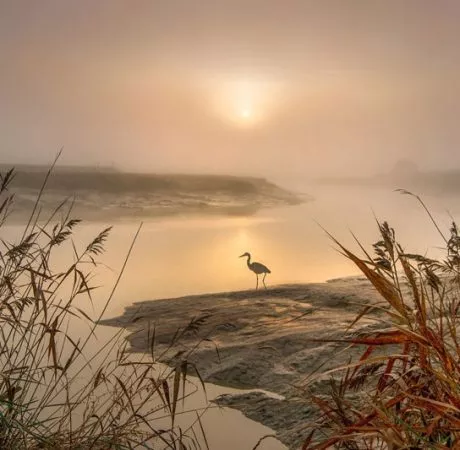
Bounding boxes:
[1,1,460,176]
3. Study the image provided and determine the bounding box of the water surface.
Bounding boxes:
[46,182,453,319]
[3,181,456,449]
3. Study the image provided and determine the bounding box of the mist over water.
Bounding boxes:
[8,172,455,449]
[6,175,452,319]
[3,2,460,448]
[3,175,456,450]
[6,171,454,328]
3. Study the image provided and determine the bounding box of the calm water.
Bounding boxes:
[3,182,457,449]
[36,181,452,319]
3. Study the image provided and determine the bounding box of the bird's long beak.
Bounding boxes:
[239,254,245,258]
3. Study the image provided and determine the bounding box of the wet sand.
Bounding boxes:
[101,277,389,448]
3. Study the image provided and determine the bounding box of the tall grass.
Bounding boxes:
[304,192,460,449]
[0,165,206,449]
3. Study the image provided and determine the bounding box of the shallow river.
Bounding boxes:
[4,181,458,449]
[39,181,455,319]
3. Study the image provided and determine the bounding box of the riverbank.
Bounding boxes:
[7,169,308,222]
[101,277,389,448]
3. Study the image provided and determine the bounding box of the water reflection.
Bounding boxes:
[80,185,452,317]
[2,183,455,449]
[4,184,453,319]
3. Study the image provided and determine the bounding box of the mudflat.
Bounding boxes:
[101,277,388,448]
[8,170,307,222]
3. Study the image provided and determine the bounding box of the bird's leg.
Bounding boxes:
[256,274,259,290]
[263,273,267,289]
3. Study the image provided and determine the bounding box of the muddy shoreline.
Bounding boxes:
[8,172,309,222]
[101,277,387,448]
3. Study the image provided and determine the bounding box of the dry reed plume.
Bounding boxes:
[0,160,208,449]
[304,192,460,449]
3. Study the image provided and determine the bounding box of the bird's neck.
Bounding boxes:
[246,255,252,267]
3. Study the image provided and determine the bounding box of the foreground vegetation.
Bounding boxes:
[305,192,460,449]
[0,164,207,449]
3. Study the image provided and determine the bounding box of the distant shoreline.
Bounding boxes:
[317,168,460,197]
[5,170,310,223]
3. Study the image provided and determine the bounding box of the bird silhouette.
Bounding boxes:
[239,252,271,289]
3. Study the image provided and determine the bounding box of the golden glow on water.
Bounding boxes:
[3,183,453,450]
[4,184,451,321]
[103,184,448,315]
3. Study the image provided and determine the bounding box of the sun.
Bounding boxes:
[240,108,252,120]
[206,76,282,127]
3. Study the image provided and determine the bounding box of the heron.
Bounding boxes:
[239,252,271,290]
